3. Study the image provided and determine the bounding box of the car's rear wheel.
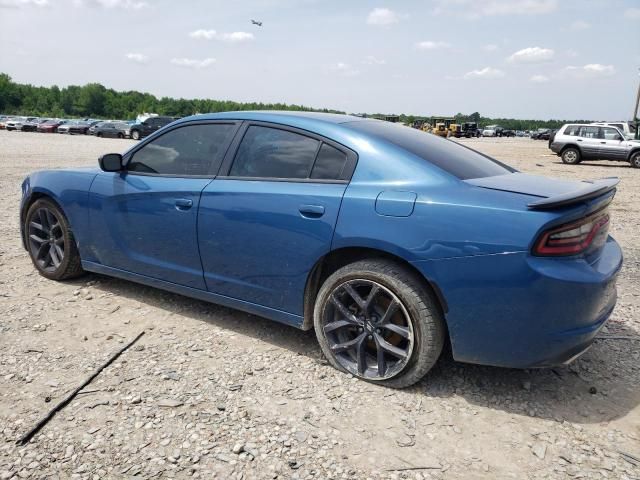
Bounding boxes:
[630,151,640,169]
[118,133,124,139]
[131,130,140,140]
[561,147,581,165]
[96,132,102,138]
[313,259,445,388]
[25,199,84,281]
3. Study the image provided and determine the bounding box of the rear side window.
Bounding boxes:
[128,123,236,176]
[230,126,320,179]
[311,144,348,180]
[564,125,580,136]
[344,120,513,180]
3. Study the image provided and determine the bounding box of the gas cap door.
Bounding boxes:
[375,191,417,217]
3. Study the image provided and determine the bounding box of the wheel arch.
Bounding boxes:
[627,147,640,161]
[302,246,449,331]
[560,143,581,154]
[21,190,70,250]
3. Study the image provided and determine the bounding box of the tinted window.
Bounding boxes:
[128,123,236,176]
[230,126,320,179]
[579,126,602,139]
[344,120,513,180]
[311,143,348,180]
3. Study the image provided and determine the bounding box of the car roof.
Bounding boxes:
[178,110,365,126]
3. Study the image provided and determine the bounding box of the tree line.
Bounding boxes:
[1,73,590,129]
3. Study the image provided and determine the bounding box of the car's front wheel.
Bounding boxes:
[25,199,84,281]
[314,259,445,388]
[630,151,640,169]
[131,130,140,140]
[561,147,581,165]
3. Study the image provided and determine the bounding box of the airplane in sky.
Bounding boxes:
[251,19,262,27]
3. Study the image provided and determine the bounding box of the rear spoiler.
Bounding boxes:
[527,177,619,210]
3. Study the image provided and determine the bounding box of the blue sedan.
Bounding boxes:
[20,112,622,388]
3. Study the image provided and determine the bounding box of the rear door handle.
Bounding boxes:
[299,204,325,218]
[175,198,193,210]
[600,141,606,144]
[577,139,583,142]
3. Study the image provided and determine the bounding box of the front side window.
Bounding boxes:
[230,126,320,179]
[128,123,236,176]
[603,127,621,140]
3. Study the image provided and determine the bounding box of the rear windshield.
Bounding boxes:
[344,120,514,180]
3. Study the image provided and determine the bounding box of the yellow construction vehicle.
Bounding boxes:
[432,122,448,137]
[449,123,462,138]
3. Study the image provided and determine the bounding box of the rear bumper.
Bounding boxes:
[550,142,563,154]
[411,237,622,368]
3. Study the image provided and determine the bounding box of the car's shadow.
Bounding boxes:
[75,273,640,426]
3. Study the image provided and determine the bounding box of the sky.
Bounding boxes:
[0,0,639,120]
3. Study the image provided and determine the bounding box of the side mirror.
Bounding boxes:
[99,153,123,172]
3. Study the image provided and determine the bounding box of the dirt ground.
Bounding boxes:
[0,130,639,480]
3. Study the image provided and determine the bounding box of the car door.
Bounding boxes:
[88,121,240,289]
[576,126,602,159]
[198,122,357,315]
[599,127,628,160]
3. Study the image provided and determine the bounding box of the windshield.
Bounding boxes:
[344,120,514,180]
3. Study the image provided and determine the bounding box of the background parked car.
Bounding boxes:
[21,118,48,132]
[94,121,131,138]
[129,116,174,140]
[37,120,64,133]
[5,117,34,131]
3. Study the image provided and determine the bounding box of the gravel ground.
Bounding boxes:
[0,130,639,480]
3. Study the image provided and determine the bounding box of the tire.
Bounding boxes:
[97,132,103,138]
[131,130,140,140]
[561,147,581,165]
[313,259,445,389]
[25,198,84,281]
[117,133,124,139]
[630,151,640,169]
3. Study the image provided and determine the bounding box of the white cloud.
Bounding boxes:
[170,58,216,69]
[125,52,149,64]
[366,7,401,26]
[624,7,640,19]
[482,44,499,52]
[463,67,505,79]
[415,40,451,50]
[530,74,549,83]
[565,64,616,78]
[189,29,217,40]
[76,0,148,8]
[362,55,386,65]
[331,62,360,77]
[508,46,554,64]
[189,29,254,43]
[0,0,48,7]
[218,32,254,43]
[569,20,590,30]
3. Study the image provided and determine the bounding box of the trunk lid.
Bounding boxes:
[465,173,619,210]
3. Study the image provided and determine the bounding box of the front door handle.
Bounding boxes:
[175,198,193,210]
[299,204,325,218]
[577,139,583,142]
[600,141,606,144]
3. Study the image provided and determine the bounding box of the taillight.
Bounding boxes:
[533,208,610,256]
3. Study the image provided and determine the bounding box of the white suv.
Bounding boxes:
[550,123,640,168]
